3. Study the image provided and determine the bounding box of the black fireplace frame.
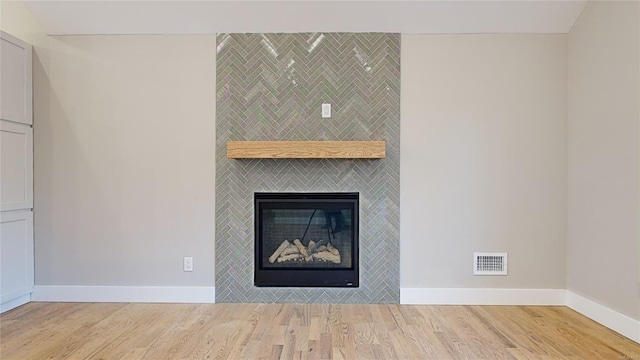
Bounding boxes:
[254,192,359,287]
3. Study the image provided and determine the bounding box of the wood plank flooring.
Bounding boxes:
[1,303,639,359]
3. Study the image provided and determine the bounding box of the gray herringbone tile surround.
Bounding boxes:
[215,33,400,303]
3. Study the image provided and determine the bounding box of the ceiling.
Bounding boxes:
[23,0,588,35]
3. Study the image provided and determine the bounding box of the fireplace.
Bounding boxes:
[254,192,359,287]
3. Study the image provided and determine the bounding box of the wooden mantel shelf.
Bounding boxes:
[227,141,385,159]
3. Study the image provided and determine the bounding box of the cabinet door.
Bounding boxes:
[0,31,32,125]
[1,120,33,211]
[0,210,34,303]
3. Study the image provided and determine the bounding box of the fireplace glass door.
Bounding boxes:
[254,192,359,287]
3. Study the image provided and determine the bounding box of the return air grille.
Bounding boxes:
[474,253,507,275]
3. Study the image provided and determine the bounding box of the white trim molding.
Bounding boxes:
[400,288,567,305]
[0,294,31,313]
[401,288,640,343]
[566,291,640,343]
[23,286,640,343]
[32,286,216,304]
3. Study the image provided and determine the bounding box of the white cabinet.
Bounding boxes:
[0,31,33,313]
[1,31,32,125]
[1,121,33,211]
[0,211,33,304]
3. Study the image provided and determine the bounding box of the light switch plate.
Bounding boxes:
[322,103,331,118]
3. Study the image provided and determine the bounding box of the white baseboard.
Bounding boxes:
[401,288,640,343]
[400,288,567,305]
[22,286,640,343]
[31,286,216,303]
[0,294,31,313]
[566,291,640,343]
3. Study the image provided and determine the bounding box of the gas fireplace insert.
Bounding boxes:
[254,192,359,287]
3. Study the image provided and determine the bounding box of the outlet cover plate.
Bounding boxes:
[184,257,194,272]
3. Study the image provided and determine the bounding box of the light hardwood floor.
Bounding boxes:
[1,303,639,359]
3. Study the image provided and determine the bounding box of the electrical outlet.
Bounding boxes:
[184,256,193,272]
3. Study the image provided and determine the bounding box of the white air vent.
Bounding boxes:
[474,252,507,275]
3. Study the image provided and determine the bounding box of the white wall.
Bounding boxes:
[34,35,216,286]
[4,17,218,297]
[8,14,629,308]
[0,0,47,48]
[30,33,569,294]
[567,1,640,320]
[401,34,567,289]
